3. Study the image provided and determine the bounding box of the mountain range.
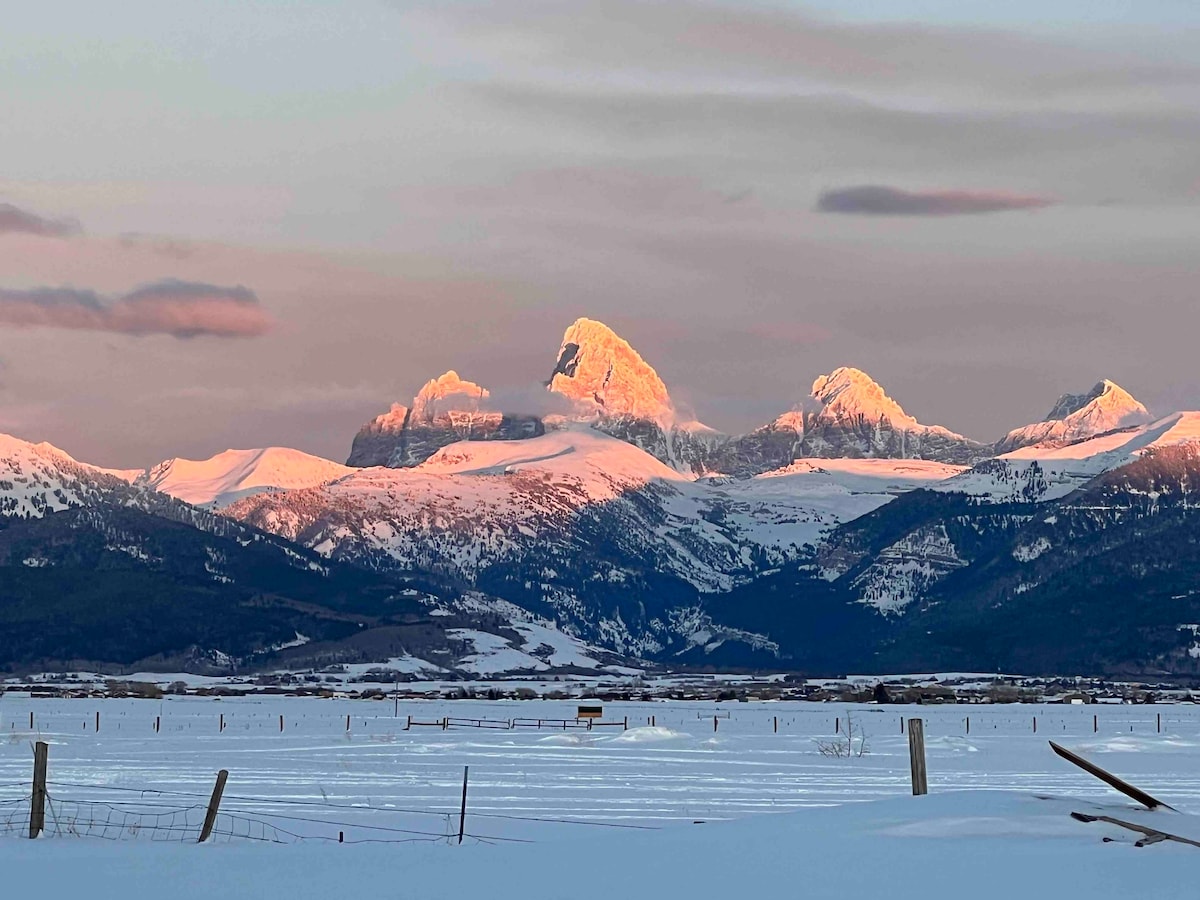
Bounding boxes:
[3,317,1198,677]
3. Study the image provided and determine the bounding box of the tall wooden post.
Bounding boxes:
[457,766,469,845]
[29,741,48,839]
[907,719,928,796]
[198,769,229,843]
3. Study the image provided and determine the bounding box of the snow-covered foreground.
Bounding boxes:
[2,698,1199,898]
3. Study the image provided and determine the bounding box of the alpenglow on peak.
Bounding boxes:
[997,379,1152,453]
[547,318,678,425]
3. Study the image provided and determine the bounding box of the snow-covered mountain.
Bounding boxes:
[220,427,961,654]
[0,432,157,519]
[133,447,354,508]
[717,367,985,475]
[546,318,723,474]
[936,411,1200,504]
[995,379,1152,453]
[347,370,543,468]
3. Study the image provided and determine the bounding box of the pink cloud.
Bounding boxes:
[0,279,272,338]
[0,202,81,238]
[817,185,1057,216]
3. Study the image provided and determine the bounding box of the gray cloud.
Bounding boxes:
[816,185,1056,216]
[0,202,81,238]
[0,279,271,338]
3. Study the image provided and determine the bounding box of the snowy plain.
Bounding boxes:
[1,697,1199,897]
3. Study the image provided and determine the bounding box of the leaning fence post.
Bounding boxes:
[457,766,469,845]
[198,769,229,843]
[29,741,48,839]
[907,719,928,796]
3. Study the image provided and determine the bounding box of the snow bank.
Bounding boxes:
[612,726,685,743]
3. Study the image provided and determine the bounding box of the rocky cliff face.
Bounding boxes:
[347,371,543,467]
[547,318,722,474]
[995,379,1152,453]
[717,367,986,474]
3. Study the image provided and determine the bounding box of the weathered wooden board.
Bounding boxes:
[1049,741,1174,811]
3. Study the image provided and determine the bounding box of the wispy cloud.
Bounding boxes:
[816,185,1056,216]
[0,202,81,238]
[0,279,272,338]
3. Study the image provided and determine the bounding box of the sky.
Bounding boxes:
[0,0,1197,466]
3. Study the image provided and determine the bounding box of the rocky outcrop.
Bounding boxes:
[547,318,722,474]
[347,371,543,468]
[716,367,986,474]
[995,380,1152,453]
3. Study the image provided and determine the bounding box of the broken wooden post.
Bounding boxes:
[198,769,229,843]
[457,766,469,845]
[1050,741,1173,810]
[29,741,48,838]
[907,719,927,796]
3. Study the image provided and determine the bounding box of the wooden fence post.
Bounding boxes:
[1093,714,1098,733]
[95,711,100,733]
[198,769,229,843]
[773,716,777,734]
[1157,713,1161,734]
[965,716,970,735]
[458,766,469,845]
[907,719,927,796]
[29,741,48,839]
[713,715,718,733]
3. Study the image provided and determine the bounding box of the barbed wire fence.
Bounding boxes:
[0,743,654,847]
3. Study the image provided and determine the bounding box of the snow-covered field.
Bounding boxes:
[2,697,1198,898]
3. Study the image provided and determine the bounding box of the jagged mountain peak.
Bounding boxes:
[411,370,489,423]
[809,367,922,430]
[747,367,980,466]
[997,378,1152,453]
[548,318,677,426]
[1044,379,1143,422]
[347,368,542,468]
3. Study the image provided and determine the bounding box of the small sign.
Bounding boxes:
[577,705,603,719]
